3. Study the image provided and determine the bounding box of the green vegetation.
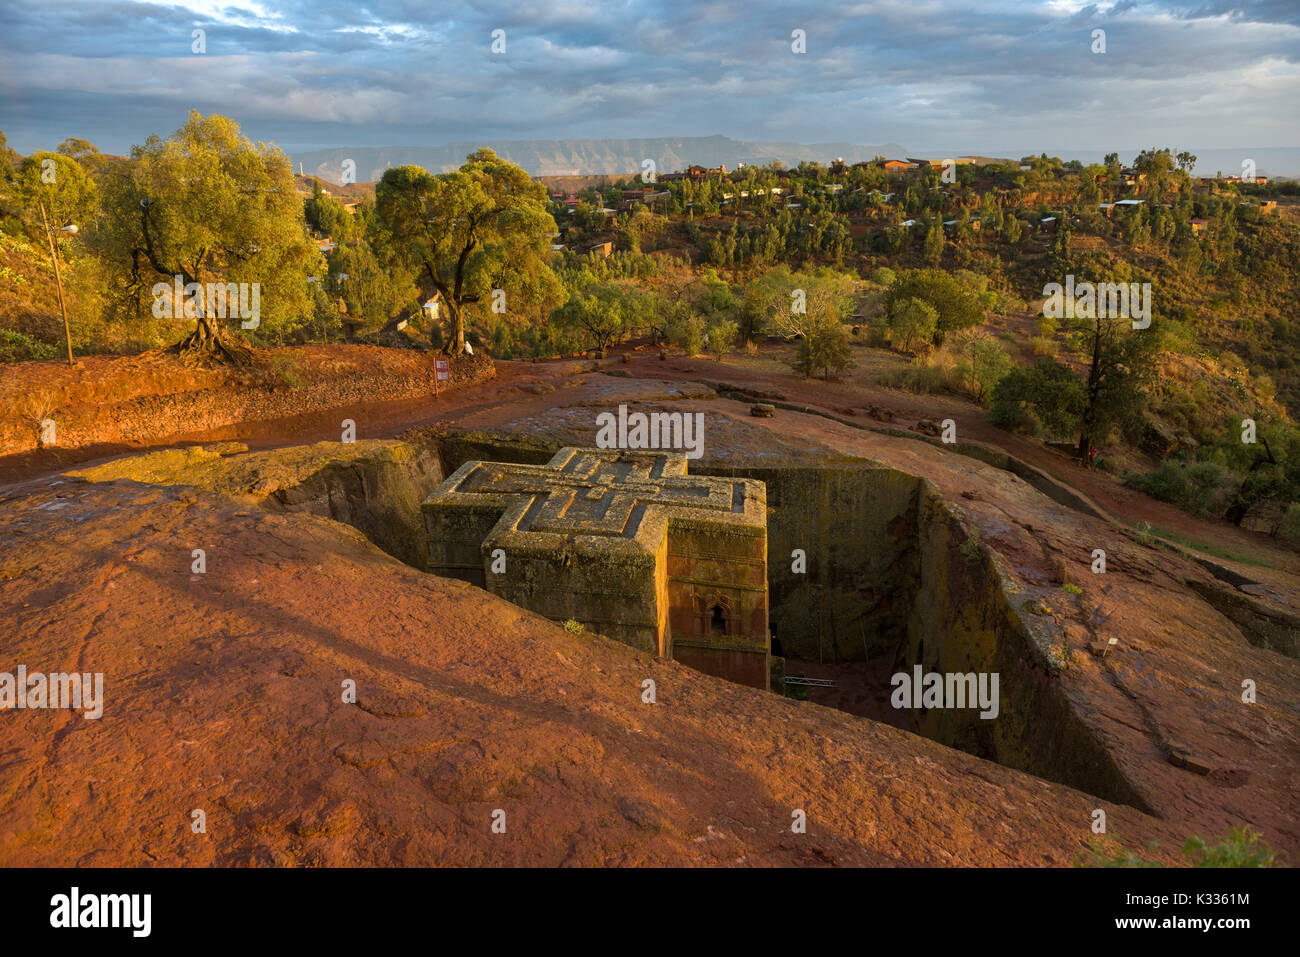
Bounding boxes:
[1077,826,1283,868]
[374,148,562,354]
[990,358,1086,438]
[1,122,1298,537]
[883,268,985,345]
[95,111,319,362]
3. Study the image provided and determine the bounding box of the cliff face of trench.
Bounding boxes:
[903,491,1151,810]
[697,460,1146,807]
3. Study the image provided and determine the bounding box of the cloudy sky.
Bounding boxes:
[0,0,1297,157]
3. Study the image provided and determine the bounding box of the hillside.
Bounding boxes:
[291,134,911,182]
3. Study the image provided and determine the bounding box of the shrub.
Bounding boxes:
[887,297,938,353]
[666,314,705,356]
[1078,826,1283,868]
[880,361,949,395]
[951,330,1014,404]
[1182,826,1281,867]
[989,358,1085,439]
[794,316,855,380]
[882,268,985,344]
[988,399,1037,433]
[1280,504,1300,546]
[1125,460,1232,518]
[0,329,60,363]
[705,318,738,361]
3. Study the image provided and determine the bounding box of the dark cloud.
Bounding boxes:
[0,0,1295,155]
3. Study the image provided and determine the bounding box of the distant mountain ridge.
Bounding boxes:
[290,134,912,182]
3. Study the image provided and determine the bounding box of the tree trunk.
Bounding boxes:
[442,300,466,355]
[173,313,251,365]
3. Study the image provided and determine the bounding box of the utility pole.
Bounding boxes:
[39,202,74,367]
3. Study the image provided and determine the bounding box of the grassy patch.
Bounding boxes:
[1145,524,1273,567]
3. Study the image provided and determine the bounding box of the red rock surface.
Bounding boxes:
[1,347,1296,867]
[0,478,1190,866]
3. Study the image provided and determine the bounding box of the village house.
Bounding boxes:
[1189,217,1209,237]
[422,290,442,320]
[661,164,728,183]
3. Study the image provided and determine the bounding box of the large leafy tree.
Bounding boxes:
[96,111,319,362]
[373,148,560,354]
[553,285,626,355]
[1059,254,1158,465]
[758,269,856,379]
[887,297,937,353]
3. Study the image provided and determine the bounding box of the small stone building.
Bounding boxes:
[422,447,771,689]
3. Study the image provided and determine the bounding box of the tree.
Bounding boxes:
[923,222,945,264]
[763,269,855,342]
[871,266,896,287]
[1134,147,1176,177]
[14,152,97,237]
[326,241,414,330]
[14,151,98,365]
[1220,423,1300,527]
[990,358,1086,438]
[374,148,559,354]
[1071,310,1156,465]
[56,138,107,175]
[951,328,1014,404]
[756,269,855,379]
[304,179,352,242]
[96,111,318,362]
[705,318,738,361]
[887,297,937,353]
[883,269,985,345]
[1002,215,1022,245]
[553,285,625,355]
[794,310,855,380]
[666,312,705,356]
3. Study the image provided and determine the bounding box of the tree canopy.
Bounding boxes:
[883,269,985,344]
[96,111,319,360]
[374,148,561,354]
